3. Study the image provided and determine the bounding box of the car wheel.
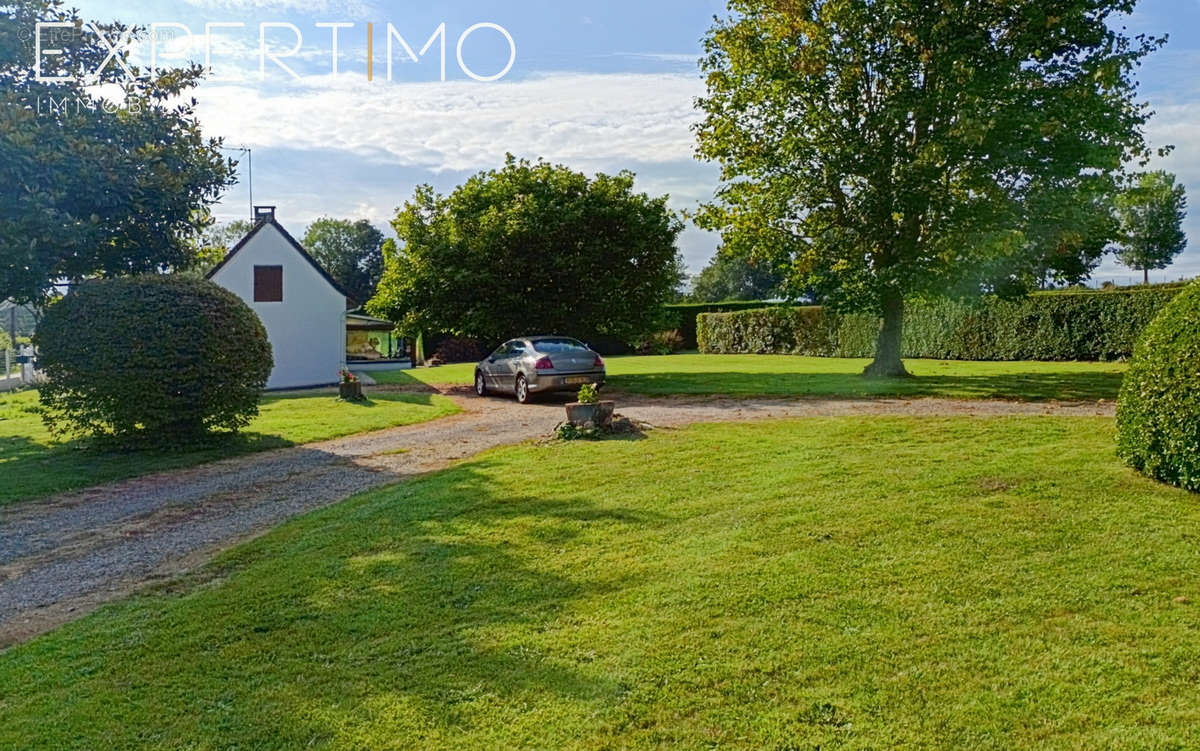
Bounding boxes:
[474,370,488,397]
[515,373,531,404]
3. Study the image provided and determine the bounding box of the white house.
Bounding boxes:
[207,207,349,390]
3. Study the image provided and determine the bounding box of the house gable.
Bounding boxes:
[205,210,349,390]
[206,217,354,306]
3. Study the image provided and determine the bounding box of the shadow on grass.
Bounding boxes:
[362,370,446,391]
[264,390,443,407]
[5,460,673,746]
[0,430,299,509]
[609,371,1125,401]
[0,391,452,508]
[234,463,670,740]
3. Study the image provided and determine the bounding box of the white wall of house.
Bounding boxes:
[209,222,346,390]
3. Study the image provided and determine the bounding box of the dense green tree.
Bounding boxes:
[695,0,1163,376]
[690,250,785,302]
[0,0,235,304]
[369,157,684,345]
[302,218,386,305]
[1115,171,1187,284]
[1019,178,1122,290]
[185,219,253,276]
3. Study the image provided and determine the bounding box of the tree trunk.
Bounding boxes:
[1144,268,1149,285]
[863,291,909,378]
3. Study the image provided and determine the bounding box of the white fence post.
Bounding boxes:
[19,344,34,385]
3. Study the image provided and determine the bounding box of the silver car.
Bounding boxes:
[475,336,606,404]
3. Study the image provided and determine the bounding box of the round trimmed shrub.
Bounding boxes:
[1117,280,1200,490]
[36,276,272,441]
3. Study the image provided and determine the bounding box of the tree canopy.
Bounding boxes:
[187,219,253,277]
[690,250,785,302]
[1115,171,1188,284]
[0,0,235,305]
[695,0,1164,376]
[302,218,386,306]
[369,157,684,346]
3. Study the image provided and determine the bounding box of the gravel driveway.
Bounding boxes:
[0,388,1113,647]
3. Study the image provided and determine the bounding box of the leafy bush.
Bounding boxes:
[1117,282,1200,490]
[36,276,272,441]
[665,300,789,349]
[577,384,599,404]
[698,287,1180,361]
[698,306,838,356]
[555,415,644,441]
[556,422,602,441]
[635,329,686,356]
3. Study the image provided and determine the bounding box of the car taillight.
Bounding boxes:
[594,355,605,367]
[535,357,554,370]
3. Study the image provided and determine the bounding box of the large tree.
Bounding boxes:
[695,0,1163,376]
[1,0,235,304]
[184,219,253,276]
[1115,171,1187,284]
[302,218,386,306]
[690,249,785,302]
[369,157,684,345]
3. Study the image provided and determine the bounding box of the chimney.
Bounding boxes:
[254,205,276,223]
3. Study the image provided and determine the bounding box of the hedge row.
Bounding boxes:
[697,287,1182,361]
[664,301,789,349]
[1117,282,1200,490]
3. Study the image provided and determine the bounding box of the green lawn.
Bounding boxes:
[3,417,1196,749]
[375,353,1126,401]
[0,389,459,507]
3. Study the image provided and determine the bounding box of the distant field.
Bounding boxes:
[372,354,1126,401]
[0,389,459,507]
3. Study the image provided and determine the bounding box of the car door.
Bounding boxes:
[494,340,527,388]
[483,341,517,388]
[481,343,505,388]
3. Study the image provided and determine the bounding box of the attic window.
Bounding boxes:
[254,265,283,302]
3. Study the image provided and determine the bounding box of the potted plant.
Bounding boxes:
[338,369,364,401]
[565,383,614,428]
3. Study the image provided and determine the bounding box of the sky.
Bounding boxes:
[60,0,1200,283]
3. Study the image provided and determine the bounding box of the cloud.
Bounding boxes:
[193,71,705,172]
[195,71,722,269]
[612,52,700,64]
[182,0,374,13]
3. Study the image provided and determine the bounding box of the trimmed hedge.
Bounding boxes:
[698,287,1182,361]
[36,276,273,441]
[1117,282,1200,490]
[665,301,789,349]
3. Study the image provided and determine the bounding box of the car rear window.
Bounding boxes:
[535,338,589,353]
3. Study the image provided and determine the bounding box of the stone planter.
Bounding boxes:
[339,381,364,401]
[565,401,615,428]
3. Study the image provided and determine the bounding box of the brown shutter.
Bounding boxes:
[254,266,283,302]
